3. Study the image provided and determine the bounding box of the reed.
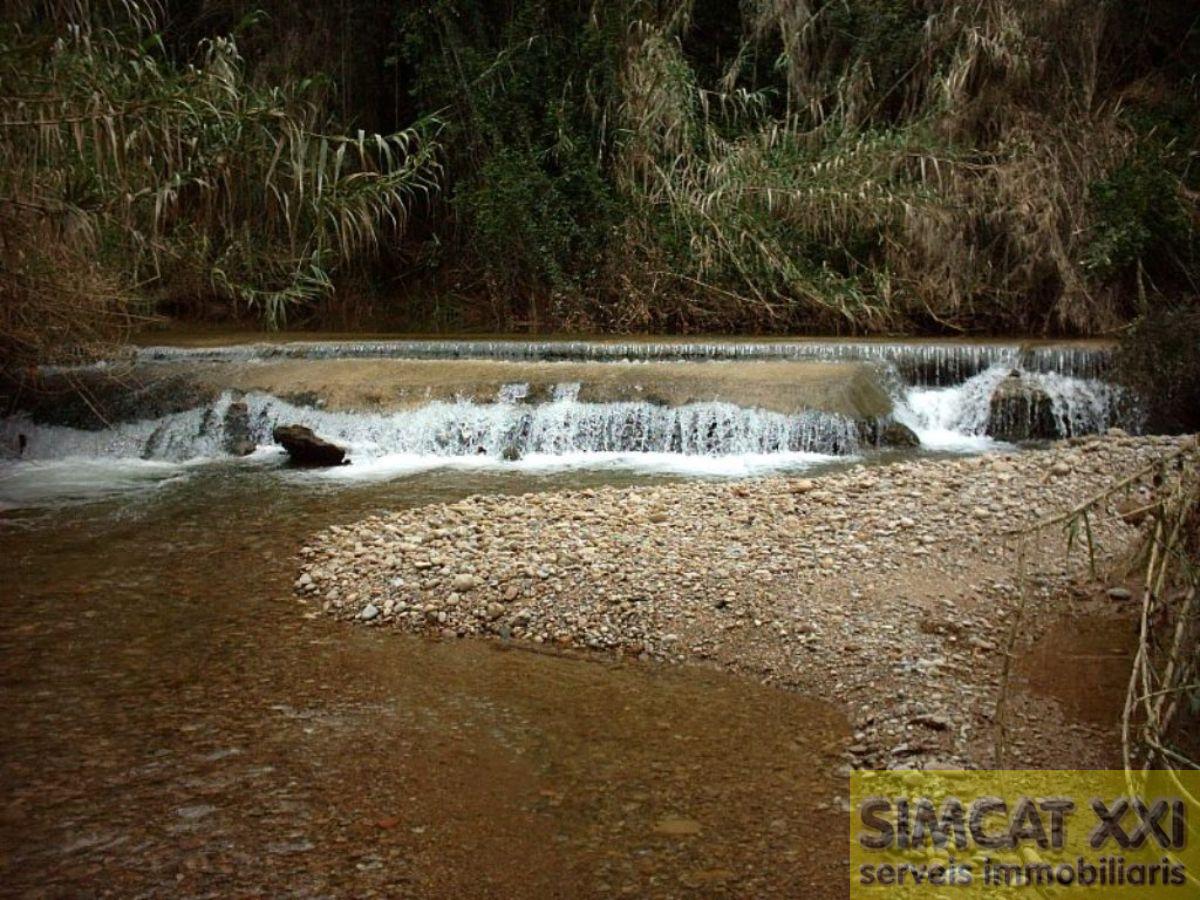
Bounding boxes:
[0,0,440,372]
[1004,441,1199,780]
[2,0,1197,349]
[605,0,1196,334]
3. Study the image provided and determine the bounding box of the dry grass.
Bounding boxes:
[0,203,141,372]
[2,1,1194,342]
[1007,440,1199,775]
[599,0,1195,334]
[1118,446,1200,775]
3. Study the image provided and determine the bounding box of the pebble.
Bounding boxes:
[293,434,1190,770]
[911,713,953,732]
[654,817,702,836]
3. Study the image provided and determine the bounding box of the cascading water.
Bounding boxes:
[2,339,1140,509]
[891,365,1013,451]
[891,362,1137,450]
[3,391,863,464]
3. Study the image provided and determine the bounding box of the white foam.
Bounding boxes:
[0,399,238,463]
[0,355,1136,509]
[0,458,190,511]
[892,366,1010,452]
[2,392,862,464]
[892,363,1130,449]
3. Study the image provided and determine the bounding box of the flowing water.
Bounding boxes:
[1,464,852,897]
[5,391,863,467]
[0,338,1136,896]
[129,337,1112,385]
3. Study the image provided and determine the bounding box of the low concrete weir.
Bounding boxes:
[2,338,1135,470]
[3,391,863,463]
[132,338,1113,386]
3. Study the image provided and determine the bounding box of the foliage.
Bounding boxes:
[3,0,1200,349]
[0,0,439,372]
[394,0,622,325]
[1083,149,1198,291]
[383,0,1199,334]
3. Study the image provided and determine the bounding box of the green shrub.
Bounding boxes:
[1083,157,1195,284]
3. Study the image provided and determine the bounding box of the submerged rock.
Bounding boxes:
[1,370,216,431]
[859,419,921,448]
[223,401,256,456]
[272,424,347,467]
[986,375,1058,441]
[878,421,920,448]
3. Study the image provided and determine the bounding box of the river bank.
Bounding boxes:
[296,431,1194,772]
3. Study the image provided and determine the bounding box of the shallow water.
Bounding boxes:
[0,464,850,897]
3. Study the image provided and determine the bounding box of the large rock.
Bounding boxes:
[985,374,1058,441]
[272,424,347,466]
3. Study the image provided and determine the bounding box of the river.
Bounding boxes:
[1,461,860,896]
[0,337,1134,896]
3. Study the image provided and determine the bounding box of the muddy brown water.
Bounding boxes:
[0,465,849,898]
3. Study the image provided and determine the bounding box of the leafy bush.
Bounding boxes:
[1083,158,1195,284]
[4,0,1200,346]
[396,0,621,324]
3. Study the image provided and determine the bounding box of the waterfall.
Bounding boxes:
[4,340,1139,487]
[2,391,862,464]
[892,366,1012,450]
[892,364,1137,450]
